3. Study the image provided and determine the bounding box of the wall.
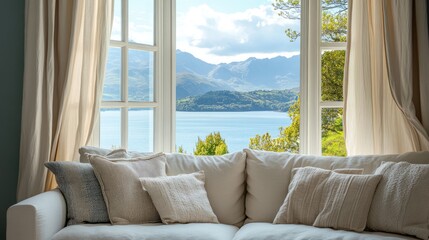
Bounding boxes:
[0,0,25,239]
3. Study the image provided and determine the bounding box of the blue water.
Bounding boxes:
[100,110,291,153]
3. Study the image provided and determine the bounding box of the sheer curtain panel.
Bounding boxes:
[17,0,113,201]
[344,0,429,155]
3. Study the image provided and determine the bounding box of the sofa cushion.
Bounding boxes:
[165,152,246,226]
[368,162,429,239]
[51,223,238,240]
[233,223,418,240]
[89,153,166,224]
[313,171,382,232]
[140,171,219,224]
[44,162,109,225]
[273,167,331,225]
[244,149,429,223]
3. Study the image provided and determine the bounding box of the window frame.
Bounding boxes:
[95,0,346,156]
[300,0,347,155]
[93,0,175,152]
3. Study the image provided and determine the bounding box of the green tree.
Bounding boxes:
[177,145,187,154]
[249,0,347,156]
[194,132,229,156]
[249,98,300,152]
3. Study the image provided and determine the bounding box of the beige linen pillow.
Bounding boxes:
[273,167,331,225]
[313,172,382,232]
[367,161,429,240]
[166,152,246,226]
[274,167,366,226]
[89,153,166,224]
[140,171,219,224]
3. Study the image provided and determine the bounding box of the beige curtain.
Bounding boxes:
[17,0,113,201]
[344,0,429,155]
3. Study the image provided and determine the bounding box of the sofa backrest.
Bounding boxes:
[244,148,429,223]
[165,151,246,226]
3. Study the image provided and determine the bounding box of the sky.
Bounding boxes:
[111,0,301,64]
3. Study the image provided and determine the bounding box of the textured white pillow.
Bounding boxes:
[89,153,166,224]
[273,167,331,225]
[166,152,246,226]
[313,172,381,232]
[367,162,429,240]
[274,167,380,230]
[140,171,219,224]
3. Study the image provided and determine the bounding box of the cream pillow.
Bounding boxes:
[89,153,166,224]
[313,172,381,232]
[166,152,246,226]
[273,167,366,226]
[273,167,331,225]
[367,161,429,240]
[140,171,219,224]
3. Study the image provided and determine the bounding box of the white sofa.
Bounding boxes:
[7,149,429,240]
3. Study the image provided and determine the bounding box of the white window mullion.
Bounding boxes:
[301,0,322,155]
[121,107,128,149]
[121,0,129,149]
[154,0,175,152]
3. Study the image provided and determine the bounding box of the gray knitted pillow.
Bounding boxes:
[45,162,109,225]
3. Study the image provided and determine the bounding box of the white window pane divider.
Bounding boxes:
[110,41,158,51]
[301,0,322,155]
[320,42,347,50]
[320,101,343,108]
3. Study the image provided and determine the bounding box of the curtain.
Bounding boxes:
[344,0,429,155]
[17,0,113,201]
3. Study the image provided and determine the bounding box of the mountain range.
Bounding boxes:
[177,89,298,112]
[103,49,300,101]
[176,50,299,98]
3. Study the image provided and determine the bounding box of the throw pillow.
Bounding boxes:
[44,162,109,225]
[313,172,382,232]
[140,171,219,224]
[273,167,331,225]
[79,146,153,163]
[89,153,166,224]
[367,161,429,240]
[165,152,246,226]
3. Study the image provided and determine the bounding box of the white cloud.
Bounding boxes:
[177,4,300,64]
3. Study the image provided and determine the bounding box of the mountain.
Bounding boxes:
[176,50,215,76]
[176,89,298,112]
[207,55,300,91]
[176,72,232,99]
[103,49,300,101]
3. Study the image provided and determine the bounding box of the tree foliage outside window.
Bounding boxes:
[194,132,229,155]
[249,0,347,156]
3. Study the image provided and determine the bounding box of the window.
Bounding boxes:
[175,1,300,154]
[97,0,347,156]
[95,0,174,152]
[300,0,347,156]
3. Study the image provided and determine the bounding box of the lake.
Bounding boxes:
[100,110,291,153]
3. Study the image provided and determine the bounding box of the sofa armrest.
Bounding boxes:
[7,189,66,240]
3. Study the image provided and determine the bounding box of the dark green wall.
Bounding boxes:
[0,0,25,239]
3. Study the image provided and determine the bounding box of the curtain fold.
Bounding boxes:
[17,0,113,201]
[344,0,429,155]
